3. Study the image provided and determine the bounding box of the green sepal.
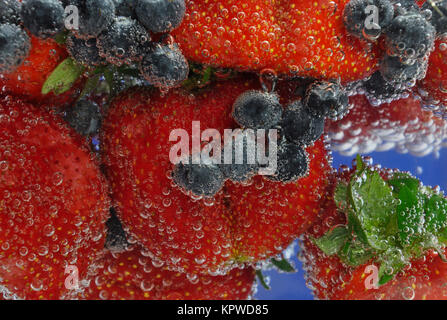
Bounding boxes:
[313,226,349,256]
[270,257,295,273]
[338,238,374,267]
[42,58,84,95]
[255,270,270,290]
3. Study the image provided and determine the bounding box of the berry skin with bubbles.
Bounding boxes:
[380,54,426,84]
[101,77,332,275]
[362,71,407,102]
[136,0,186,33]
[66,35,106,67]
[280,100,325,147]
[97,16,151,66]
[140,43,189,89]
[232,91,283,129]
[77,247,255,300]
[267,138,309,183]
[173,160,225,198]
[304,81,349,120]
[64,99,102,136]
[384,12,436,61]
[343,0,394,40]
[0,24,31,74]
[63,0,116,39]
[0,97,110,300]
[172,0,379,82]
[0,0,22,25]
[21,0,65,39]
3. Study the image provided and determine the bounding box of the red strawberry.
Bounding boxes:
[300,156,447,300]
[326,94,447,157]
[77,246,255,300]
[0,96,110,299]
[172,0,379,83]
[0,35,83,108]
[417,40,447,116]
[101,76,332,276]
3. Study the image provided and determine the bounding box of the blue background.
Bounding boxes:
[255,148,447,300]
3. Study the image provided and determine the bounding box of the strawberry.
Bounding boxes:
[172,0,379,83]
[0,96,110,299]
[417,39,447,117]
[300,156,447,300]
[0,35,83,108]
[77,246,255,300]
[326,94,447,157]
[101,76,332,276]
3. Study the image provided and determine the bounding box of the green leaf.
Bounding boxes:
[377,248,406,286]
[42,58,84,95]
[338,239,374,267]
[424,194,447,235]
[397,185,424,247]
[334,183,349,210]
[314,226,349,256]
[355,154,365,173]
[388,173,420,195]
[270,257,295,273]
[349,170,397,250]
[255,270,270,290]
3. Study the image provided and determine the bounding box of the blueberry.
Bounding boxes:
[140,43,189,89]
[64,99,102,136]
[232,91,283,129]
[304,81,349,120]
[66,35,106,67]
[391,0,420,14]
[0,0,22,25]
[64,0,116,38]
[385,13,436,61]
[0,24,31,74]
[105,208,129,251]
[97,16,151,66]
[172,159,225,197]
[267,138,309,183]
[422,0,447,35]
[21,0,64,39]
[343,0,394,40]
[380,54,426,84]
[220,129,259,182]
[113,0,138,18]
[280,100,325,146]
[136,0,185,33]
[362,70,406,99]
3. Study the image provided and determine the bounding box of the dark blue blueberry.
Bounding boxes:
[267,138,309,183]
[97,16,151,66]
[0,0,22,25]
[105,208,129,251]
[113,0,138,19]
[232,91,283,129]
[64,99,102,136]
[380,54,426,84]
[136,0,185,33]
[140,43,189,89]
[66,35,106,67]
[280,100,325,146]
[173,159,225,197]
[362,70,407,99]
[385,13,436,61]
[304,81,349,120]
[343,0,394,40]
[0,24,31,74]
[391,0,420,14]
[220,129,259,182]
[422,0,447,35]
[64,0,116,38]
[21,0,65,39]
